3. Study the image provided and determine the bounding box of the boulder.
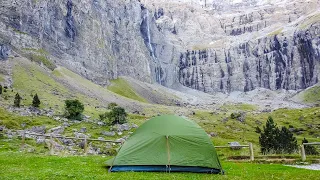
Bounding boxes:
[45,139,64,151]
[74,132,87,139]
[54,117,61,121]
[28,107,42,116]
[229,142,242,150]
[36,137,46,144]
[113,123,131,132]
[289,128,295,132]
[31,126,46,134]
[131,124,138,129]
[61,138,74,146]
[209,132,218,137]
[97,121,105,126]
[7,134,13,139]
[98,137,105,141]
[116,138,126,143]
[105,143,112,149]
[102,131,115,137]
[61,118,69,122]
[80,127,87,133]
[262,109,272,113]
[222,117,228,123]
[48,126,64,134]
[79,140,86,149]
[62,122,70,127]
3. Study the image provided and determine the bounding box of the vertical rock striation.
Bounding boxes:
[178,25,320,93]
[0,0,319,94]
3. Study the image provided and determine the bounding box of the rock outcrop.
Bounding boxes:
[0,44,10,60]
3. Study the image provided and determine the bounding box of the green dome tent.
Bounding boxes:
[107,115,223,173]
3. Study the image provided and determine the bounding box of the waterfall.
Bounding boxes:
[142,8,162,85]
[146,11,156,60]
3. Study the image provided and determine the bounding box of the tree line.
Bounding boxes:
[0,85,127,125]
[256,116,318,155]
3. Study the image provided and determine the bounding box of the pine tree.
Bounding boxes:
[255,126,261,133]
[259,116,280,154]
[278,126,297,154]
[258,116,298,154]
[302,138,319,155]
[32,94,41,107]
[14,93,22,107]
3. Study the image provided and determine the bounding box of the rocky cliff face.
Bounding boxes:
[0,0,319,93]
[0,0,156,85]
[178,26,320,93]
[146,0,320,93]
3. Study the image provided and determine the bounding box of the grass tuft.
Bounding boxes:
[107,78,147,103]
[30,54,56,71]
[303,85,320,103]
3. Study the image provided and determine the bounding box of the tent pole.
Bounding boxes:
[108,141,125,173]
[166,135,171,173]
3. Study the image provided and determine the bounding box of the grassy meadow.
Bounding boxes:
[0,151,318,180]
[0,58,319,179]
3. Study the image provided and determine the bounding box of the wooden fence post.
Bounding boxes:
[301,144,306,161]
[84,136,88,156]
[50,134,54,155]
[249,143,254,161]
[21,130,25,150]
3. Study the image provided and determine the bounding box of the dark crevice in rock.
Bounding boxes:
[65,0,76,40]
[0,44,10,60]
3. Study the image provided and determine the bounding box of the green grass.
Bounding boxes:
[190,107,320,150]
[107,78,147,103]
[0,74,4,82]
[23,48,49,55]
[268,28,283,36]
[52,69,63,77]
[12,60,70,110]
[12,28,28,35]
[219,103,257,112]
[302,85,320,103]
[0,151,318,180]
[0,108,59,129]
[22,48,56,71]
[30,54,56,71]
[9,59,106,118]
[299,13,320,30]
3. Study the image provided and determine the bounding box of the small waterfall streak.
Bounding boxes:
[144,10,162,85]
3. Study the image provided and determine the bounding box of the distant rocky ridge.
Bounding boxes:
[0,0,319,93]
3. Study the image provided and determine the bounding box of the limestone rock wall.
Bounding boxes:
[0,0,155,85]
[145,0,320,92]
[178,26,320,93]
[1,0,320,93]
